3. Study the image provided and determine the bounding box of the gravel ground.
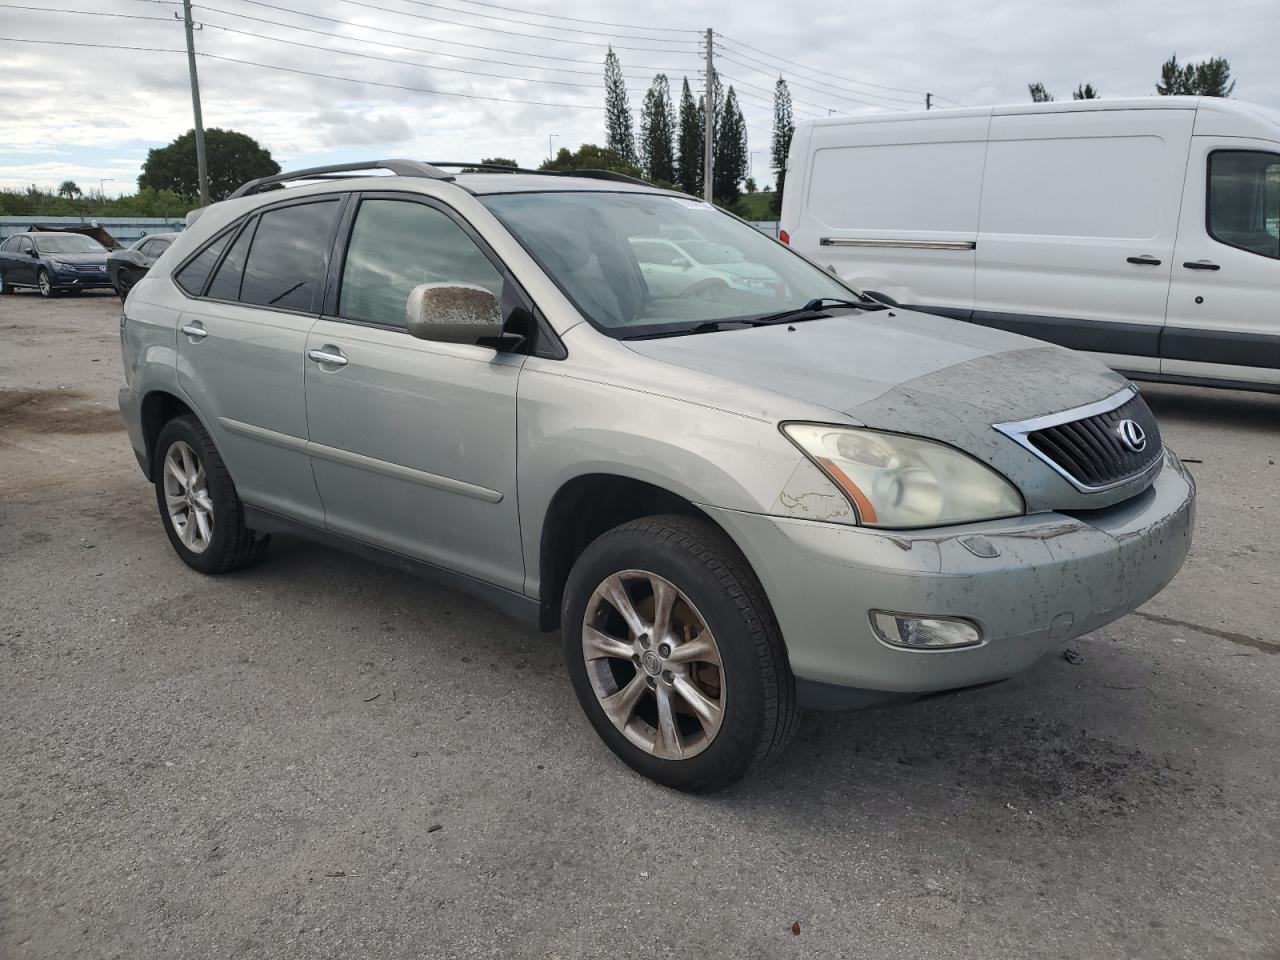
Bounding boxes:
[2,291,1278,959]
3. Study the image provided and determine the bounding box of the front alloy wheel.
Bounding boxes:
[583,570,725,760]
[37,269,52,298]
[562,515,799,791]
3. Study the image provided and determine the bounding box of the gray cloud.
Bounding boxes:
[1,0,1275,191]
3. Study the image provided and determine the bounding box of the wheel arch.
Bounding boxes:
[140,389,202,481]
[536,472,743,631]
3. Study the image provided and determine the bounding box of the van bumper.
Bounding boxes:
[702,448,1195,706]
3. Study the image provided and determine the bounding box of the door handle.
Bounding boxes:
[1126,255,1162,266]
[307,347,348,367]
[180,322,207,340]
[1183,260,1220,271]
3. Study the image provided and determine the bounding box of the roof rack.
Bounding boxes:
[227,159,452,199]
[429,162,656,189]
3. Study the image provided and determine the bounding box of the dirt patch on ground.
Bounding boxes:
[0,388,123,435]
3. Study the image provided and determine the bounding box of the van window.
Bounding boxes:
[175,229,233,297]
[809,141,985,233]
[338,199,503,329]
[239,201,340,312]
[1208,151,1280,260]
[982,136,1165,239]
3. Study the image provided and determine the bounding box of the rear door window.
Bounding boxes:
[238,200,340,312]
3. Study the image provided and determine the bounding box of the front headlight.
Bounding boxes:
[51,259,75,271]
[782,424,1024,528]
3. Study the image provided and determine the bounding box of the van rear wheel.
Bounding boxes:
[562,515,798,791]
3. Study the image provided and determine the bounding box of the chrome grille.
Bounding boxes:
[995,387,1163,492]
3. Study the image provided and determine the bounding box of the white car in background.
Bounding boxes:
[630,237,785,300]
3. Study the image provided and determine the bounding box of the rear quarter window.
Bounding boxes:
[175,229,234,296]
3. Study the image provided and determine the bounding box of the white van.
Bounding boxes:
[781,97,1280,392]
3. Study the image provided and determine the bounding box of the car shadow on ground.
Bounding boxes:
[1139,381,1280,431]
[251,533,1214,832]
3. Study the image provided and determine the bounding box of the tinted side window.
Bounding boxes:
[17,237,32,254]
[239,201,340,311]
[1208,151,1280,260]
[153,238,172,255]
[338,199,503,329]
[206,220,256,302]
[175,229,234,296]
[0,237,14,251]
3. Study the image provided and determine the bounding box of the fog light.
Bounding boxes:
[870,611,982,650]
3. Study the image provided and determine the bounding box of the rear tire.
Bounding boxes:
[562,514,799,791]
[0,272,11,294]
[153,415,269,574]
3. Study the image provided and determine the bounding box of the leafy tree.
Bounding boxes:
[713,87,748,204]
[539,143,642,180]
[56,180,82,199]
[1157,54,1235,97]
[771,77,794,216]
[1072,83,1100,100]
[138,128,279,202]
[460,157,519,172]
[676,77,703,196]
[745,177,757,194]
[639,74,677,185]
[1028,82,1054,103]
[604,47,636,165]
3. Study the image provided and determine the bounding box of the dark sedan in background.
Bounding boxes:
[108,232,179,299]
[0,232,112,297]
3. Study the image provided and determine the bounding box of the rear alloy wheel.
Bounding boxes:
[563,515,799,791]
[153,415,269,574]
[36,268,53,298]
[0,271,10,294]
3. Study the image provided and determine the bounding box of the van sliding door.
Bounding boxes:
[972,107,1194,374]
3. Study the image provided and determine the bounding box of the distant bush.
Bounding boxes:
[0,186,195,218]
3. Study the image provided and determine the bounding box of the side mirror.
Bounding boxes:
[672,257,690,268]
[30,249,40,258]
[405,283,504,345]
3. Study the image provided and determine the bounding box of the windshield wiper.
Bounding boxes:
[620,319,756,340]
[747,297,887,327]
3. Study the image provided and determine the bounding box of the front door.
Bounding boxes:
[304,194,526,593]
[1163,141,1280,388]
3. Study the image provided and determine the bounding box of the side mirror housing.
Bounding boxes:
[405,283,504,345]
[672,257,690,268]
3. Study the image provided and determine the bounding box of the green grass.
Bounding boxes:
[724,191,777,221]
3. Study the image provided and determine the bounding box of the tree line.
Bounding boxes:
[1028,53,1235,102]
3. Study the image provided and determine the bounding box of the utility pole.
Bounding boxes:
[548,133,558,164]
[180,0,211,206]
[703,27,714,203]
[925,93,932,111]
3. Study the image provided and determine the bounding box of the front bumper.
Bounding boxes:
[52,268,112,289]
[703,449,1195,704]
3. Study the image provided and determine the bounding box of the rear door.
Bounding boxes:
[303,192,526,592]
[1163,141,1280,387]
[173,197,342,526]
[11,236,37,285]
[973,106,1194,373]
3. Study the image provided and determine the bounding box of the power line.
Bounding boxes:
[0,36,607,109]
[716,49,920,108]
[196,0,694,67]
[326,0,700,52]
[342,0,699,43]
[196,3,686,81]
[717,33,958,106]
[399,0,700,33]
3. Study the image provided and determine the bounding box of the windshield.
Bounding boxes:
[481,192,858,337]
[34,234,105,255]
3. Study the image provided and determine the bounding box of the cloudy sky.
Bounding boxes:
[1,0,1276,195]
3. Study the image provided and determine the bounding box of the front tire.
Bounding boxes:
[116,267,135,300]
[37,268,53,298]
[562,515,799,791]
[153,415,269,574]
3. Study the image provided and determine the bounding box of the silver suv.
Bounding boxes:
[118,160,1195,790]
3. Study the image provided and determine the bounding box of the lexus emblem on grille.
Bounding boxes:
[1116,418,1147,453]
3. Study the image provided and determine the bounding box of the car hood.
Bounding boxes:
[624,308,1144,510]
[45,251,108,265]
